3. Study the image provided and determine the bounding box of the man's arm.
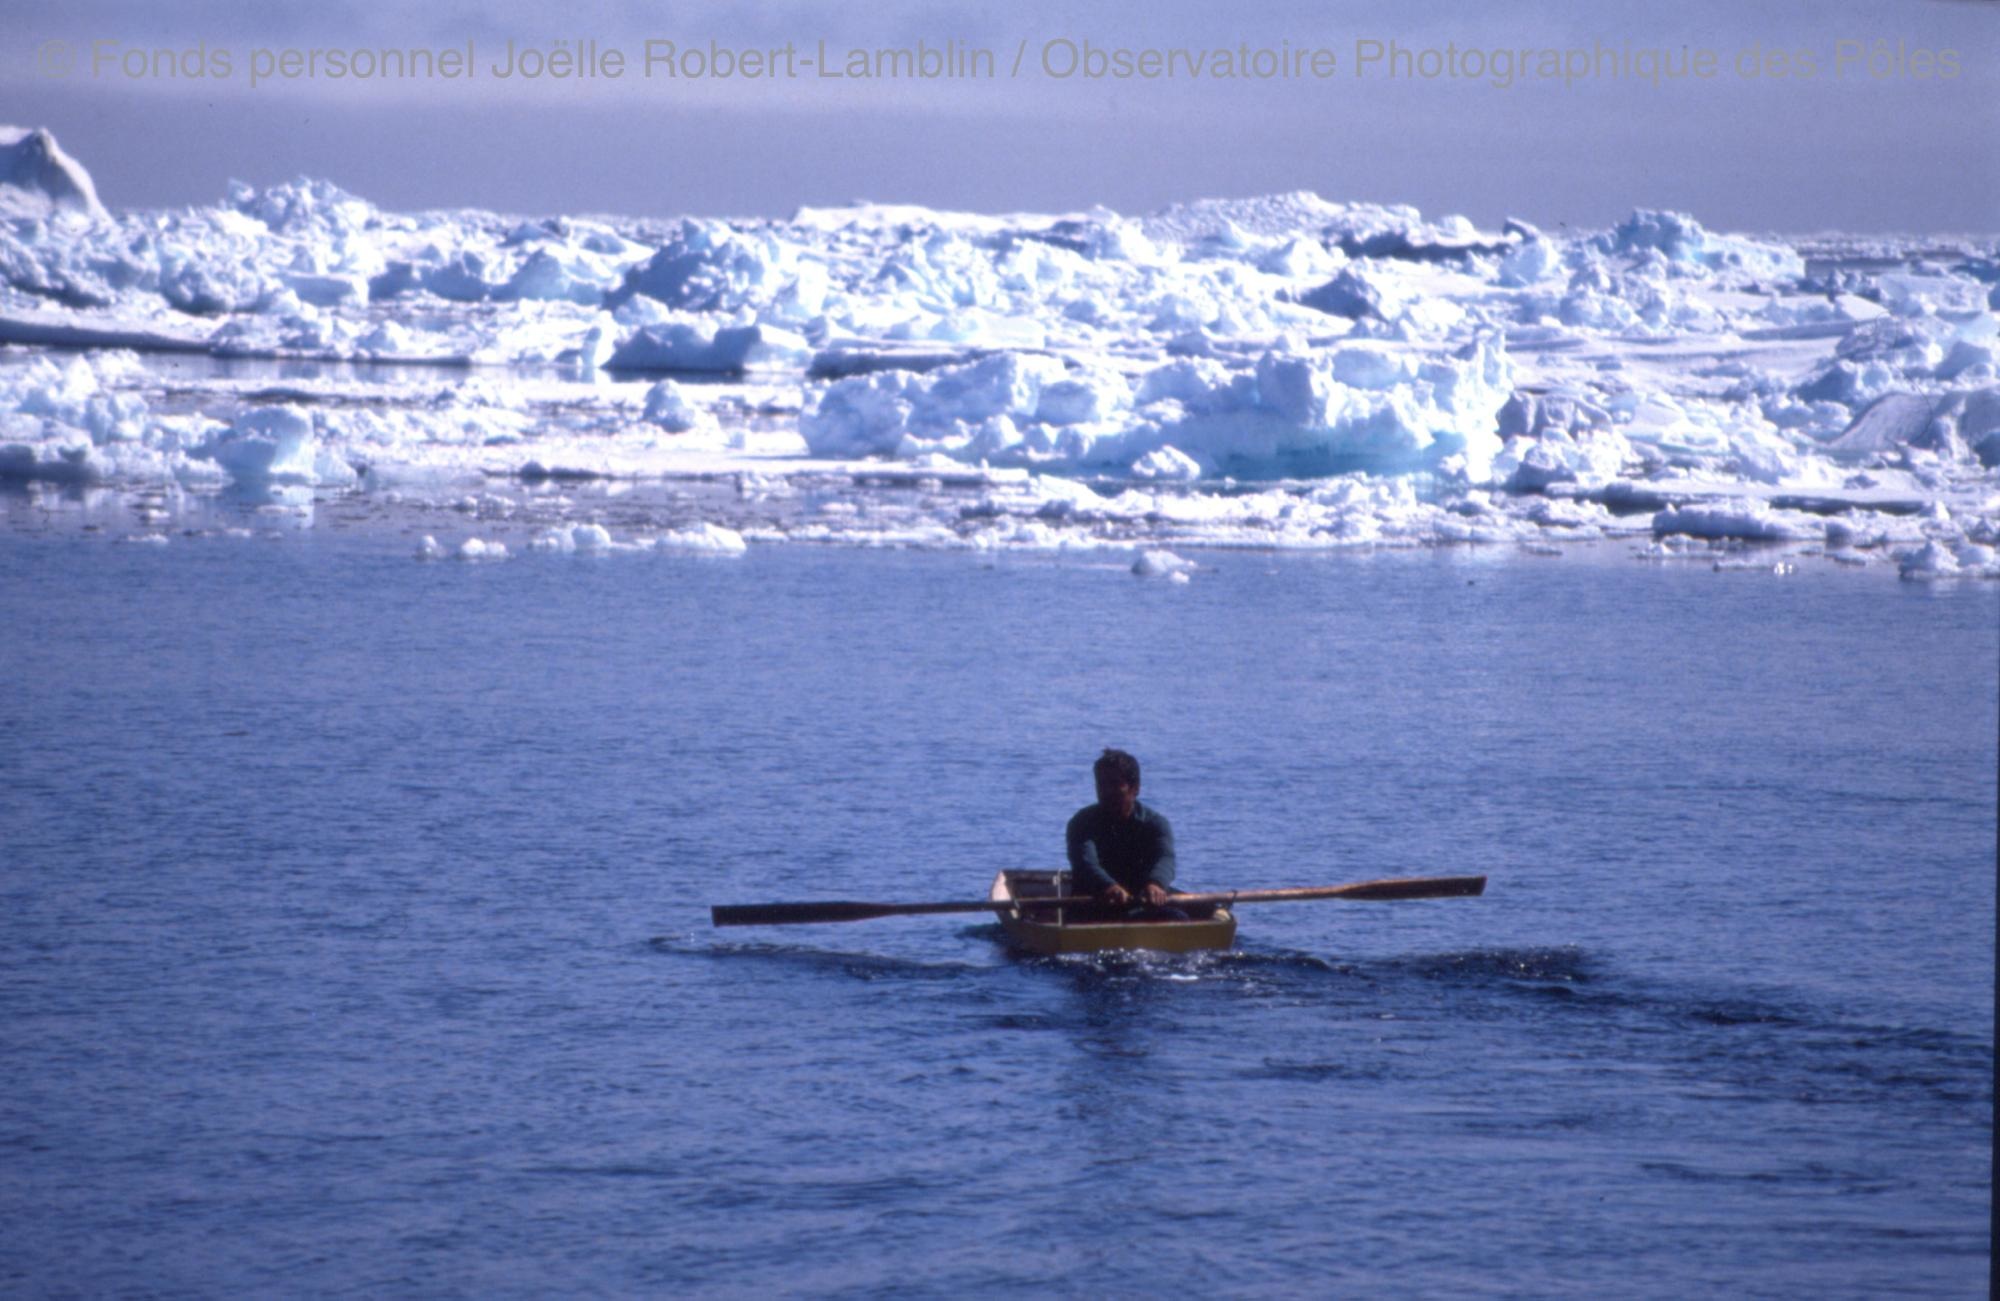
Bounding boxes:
[1145,809,1178,890]
[1066,811,1116,895]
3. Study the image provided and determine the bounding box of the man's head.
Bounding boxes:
[1093,748,1141,818]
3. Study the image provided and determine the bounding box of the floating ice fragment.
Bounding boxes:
[1496,238,1564,287]
[226,176,373,236]
[357,319,415,355]
[609,219,815,313]
[202,407,318,485]
[1257,236,1341,279]
[0,440,99,483]
[608,321,811,373]
[1824,392,1942,459]
[577,316,618,370]
[498,247,620,305]
[1130,445,1204,481]
[1896,539,1961,580]
[531,523,614,553]
[1951,540,1998,575]
[641,379,714,433]
[1876,271,1987,317]
[1132,548,1195,578]
[279,270,368,308]
[1595,210,1803,280]
[653,522,748,554]
[1651,505,1808,542]
[1936,337,1996,382]
[1295,268,1404,321]
[420,252,499,302]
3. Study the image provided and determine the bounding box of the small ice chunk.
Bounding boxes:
[1595,210,1804,279]
[578,316,618,370]
[1652,505,1807,542]
[0,442,100,483]
[654,522,748,554]
[1130,446,1204,481]
[1132,548,1195,578]
[641,380,713,433]
[498,248,614,305]
[279,270,368,307]
[1825,393,1937,459]
[1035,372,1129,426]
[455,538,508,561]
[530,523,614,554]
[1296,267,1405,320]
[357,320,416,355]
[415,535,444,560]
[1897,539,1961,580]
[203,407,317,485]
[1951,540,1997,575]
[609,219,812,312]
[1496,239,1564,287]
[608,322,811,373]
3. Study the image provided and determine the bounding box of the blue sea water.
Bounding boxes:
[0,529,1992,1298]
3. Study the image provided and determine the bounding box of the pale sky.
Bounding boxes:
[5,0,1996,232]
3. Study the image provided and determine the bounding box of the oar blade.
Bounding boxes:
[711,900,898,927]
[1338,874,1486,901]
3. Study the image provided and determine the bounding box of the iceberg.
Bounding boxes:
[0,126,107,221]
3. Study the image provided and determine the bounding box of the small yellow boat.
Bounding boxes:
[991,869,1236,955]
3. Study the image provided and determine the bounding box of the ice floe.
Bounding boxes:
[0,125,1995,575]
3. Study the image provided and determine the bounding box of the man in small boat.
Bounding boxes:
[1065,748,1189,919]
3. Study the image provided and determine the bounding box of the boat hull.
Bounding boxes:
[991,870,1236,954]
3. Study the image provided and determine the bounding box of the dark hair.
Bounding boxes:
[1093,748,1141,788]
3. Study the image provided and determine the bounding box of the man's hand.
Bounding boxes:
[1142,882,1170,907]
[1103,883,1132,907]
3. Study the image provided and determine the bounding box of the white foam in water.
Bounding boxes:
[1,126,1995,573]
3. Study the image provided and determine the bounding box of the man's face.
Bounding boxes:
[1096,774,1139,819]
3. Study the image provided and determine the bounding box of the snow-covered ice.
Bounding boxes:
[2,127,1995,575]
[0,127,106,222]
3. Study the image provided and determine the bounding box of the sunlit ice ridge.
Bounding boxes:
[2,126,1996,578]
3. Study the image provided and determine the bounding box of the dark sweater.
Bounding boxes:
[1065,800,1178,895]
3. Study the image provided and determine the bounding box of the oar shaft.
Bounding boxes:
[1183,875,1487,905]
[712,899,1011,927]
[710,874,1485,927]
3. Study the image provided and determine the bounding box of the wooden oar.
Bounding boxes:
[711,874,1485,927]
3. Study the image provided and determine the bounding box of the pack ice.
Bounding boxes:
[1,127,1994,576]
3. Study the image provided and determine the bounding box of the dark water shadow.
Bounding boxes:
[645,932,989,983]
[648,929,1992,1112]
